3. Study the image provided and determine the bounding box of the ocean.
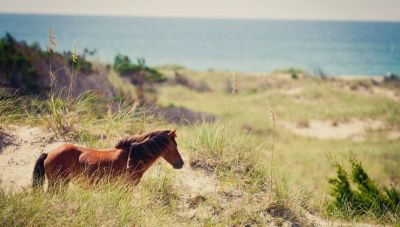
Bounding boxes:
[1,13,400,76]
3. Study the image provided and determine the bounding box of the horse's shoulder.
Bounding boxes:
[114,148,129,158]
[79,148,117,158]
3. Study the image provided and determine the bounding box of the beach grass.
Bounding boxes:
[156,68,400,223]
[0,66,399,225]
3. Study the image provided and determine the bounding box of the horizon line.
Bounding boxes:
[1,11,400,23]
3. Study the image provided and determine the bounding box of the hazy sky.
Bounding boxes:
[1,0,399,21]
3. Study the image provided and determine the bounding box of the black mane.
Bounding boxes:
[115,130,171,163]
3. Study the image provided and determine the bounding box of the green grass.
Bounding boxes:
[181,122,271,191]
[107,69,137,99]
[0,88,24,123]
[155,69,400,224]
[157,71,400,126]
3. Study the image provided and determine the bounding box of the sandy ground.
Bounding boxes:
[282,119,390,140]
[0,126,64,191]
[177,162,217,194]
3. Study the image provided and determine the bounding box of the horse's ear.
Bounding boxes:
[168,129,177,138]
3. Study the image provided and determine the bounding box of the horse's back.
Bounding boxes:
[45,143,81,160]
[44,144,82,177]
[44,144,127,181]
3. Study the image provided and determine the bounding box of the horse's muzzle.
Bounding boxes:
[173,160,184,169]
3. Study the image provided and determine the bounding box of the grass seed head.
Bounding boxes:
[72,40,78,64]
[48,26,56,53]
[231,73,237,95]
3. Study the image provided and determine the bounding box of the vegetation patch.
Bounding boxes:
[0,167,181,226]
[327,157,400,222]
[161,105,215,125]
[173,71,211,92]
[183,122,270,192]
[0,33,39,94]
[113,54,165,83]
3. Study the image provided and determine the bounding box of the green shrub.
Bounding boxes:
[113,54,165,83]
[327,157,400,221]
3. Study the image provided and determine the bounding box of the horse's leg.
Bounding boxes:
[47,170,71,193]
[130,172,143,186]
[48,178,70,193]
[47,178,60,193]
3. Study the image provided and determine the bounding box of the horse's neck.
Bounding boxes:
[127,155,159,174]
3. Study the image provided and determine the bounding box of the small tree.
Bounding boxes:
[113,55,165,83]
[328,157,400,219]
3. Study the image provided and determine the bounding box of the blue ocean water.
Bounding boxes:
[1,13,399,75]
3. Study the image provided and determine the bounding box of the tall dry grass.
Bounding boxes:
[0,165,182,226]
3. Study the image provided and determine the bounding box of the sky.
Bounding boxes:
[1,0,400,21]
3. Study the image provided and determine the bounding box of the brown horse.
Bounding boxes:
[32,130,184,190]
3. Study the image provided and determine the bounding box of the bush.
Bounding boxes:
[274,68,304,79]
[327,157,400,221]
[113,55,165,83]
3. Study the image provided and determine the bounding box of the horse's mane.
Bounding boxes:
[115,130,171,163]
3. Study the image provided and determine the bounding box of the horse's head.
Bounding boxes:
[118,130,184,170]
[161,130,184,169]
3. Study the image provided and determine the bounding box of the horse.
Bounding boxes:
[32,130,184,191]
